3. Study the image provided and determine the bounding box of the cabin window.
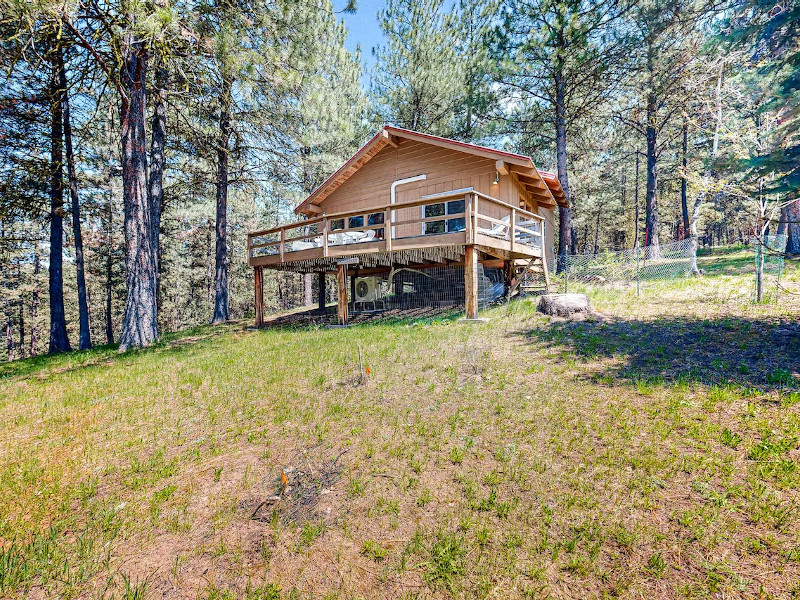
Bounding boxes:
[329,218,345,231]
[368,212,385,239]
[348,215,364,229]
[423,199,465,235]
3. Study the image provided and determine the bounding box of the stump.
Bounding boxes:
[537,293,591,317]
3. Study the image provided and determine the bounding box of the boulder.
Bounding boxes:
[537,293,592,317]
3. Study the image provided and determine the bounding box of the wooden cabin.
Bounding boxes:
[247,126,567,325]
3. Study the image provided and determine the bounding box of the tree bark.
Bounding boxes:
[554,71,572,272]
[212,75,232,324]
[118,34,158,351]
[30,253,39,356]
[634,152,640,248]
[105,104,115,345]
[644,93,659,254]
[149,63,167,319]
[786,199,800,255]
[48,46,71,354]
[17,269,25,359]
[60,51,92,351]
[680,116,689,238]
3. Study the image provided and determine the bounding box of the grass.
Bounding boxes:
[0,249,799,599]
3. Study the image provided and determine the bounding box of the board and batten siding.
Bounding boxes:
[319,138,537,238]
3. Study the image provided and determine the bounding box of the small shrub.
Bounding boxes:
[645,552,666,578]
[246,583,282,600]
[361,539,388,562]
[423,532,466,592]
[347,478,365,499]
[416,488,433,507]
[298,521,326,547]
[721,428,742,449]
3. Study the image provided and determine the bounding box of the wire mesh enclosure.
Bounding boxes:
[546,239,693,292]
[752,235,787,304]
[350,264,505,313]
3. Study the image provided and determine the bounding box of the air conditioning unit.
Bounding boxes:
[354,277,386,302]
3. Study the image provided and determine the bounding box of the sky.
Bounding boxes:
[335,0,386,85]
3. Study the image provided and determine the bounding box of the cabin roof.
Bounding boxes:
[294,126,568,216]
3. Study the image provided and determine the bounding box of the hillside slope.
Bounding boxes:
[1,249,799,599]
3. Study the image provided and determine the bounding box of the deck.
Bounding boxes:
[247,189,545,271]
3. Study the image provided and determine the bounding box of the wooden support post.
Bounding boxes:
[279,227,285,262]
[385,206,392,251]
[322,217,329,257]
[510,207,516,252]
[350,268,358,311]
[336,264,348,326]
[317,271,326,314]
[464,245,479,319]
[254,266,264,327]
[503,259,514,297]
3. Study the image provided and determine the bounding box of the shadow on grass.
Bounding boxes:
[0,322,242,381]
[258,305,464,332]
[525,315,800,391]
[698,253,755,276]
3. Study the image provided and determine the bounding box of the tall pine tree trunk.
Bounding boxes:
[30,253,39,356]
[554,72,572,273]
[118,34,158,350]
[786,199,800,255]
[48,45,71,354]
[212,76,232,323]
[681,116,689,238]
[690,64,723,274]
[105,103,115,345]
[60,50,92,351]
[149,64,167,319]
[644,92,659,255]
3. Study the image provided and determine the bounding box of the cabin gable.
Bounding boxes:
[317,137,539,216]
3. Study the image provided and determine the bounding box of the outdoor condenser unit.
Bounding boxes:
[354,277,386,302]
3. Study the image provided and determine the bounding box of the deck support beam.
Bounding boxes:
[254,266,264,327]
[503,259,514,297]
[337,264,349,326]
[317,272,326,314]
[464,245,479,319]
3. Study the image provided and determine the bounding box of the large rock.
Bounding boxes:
[537,293,591,317]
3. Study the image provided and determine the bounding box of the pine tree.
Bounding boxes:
[499,0,624,266]
[372,0,463,135]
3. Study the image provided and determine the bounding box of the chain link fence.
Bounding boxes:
[752,234,787,304]
[546,238,693,294]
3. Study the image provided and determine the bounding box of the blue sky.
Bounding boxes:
[336,0,386,84]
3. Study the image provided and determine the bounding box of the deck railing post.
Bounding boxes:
[279,227,286,262]
[322,217,329,257]
[465,194,472,243]
[473,194,479,240]
[510,207,516,252]
[385,206,392,251]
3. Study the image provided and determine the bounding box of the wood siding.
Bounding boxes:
[319,138,533,239]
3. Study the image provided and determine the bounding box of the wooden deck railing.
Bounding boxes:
[247,189,545,262]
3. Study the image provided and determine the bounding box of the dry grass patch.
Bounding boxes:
[0,249,799,599]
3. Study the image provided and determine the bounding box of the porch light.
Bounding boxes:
[493,171,500,184]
